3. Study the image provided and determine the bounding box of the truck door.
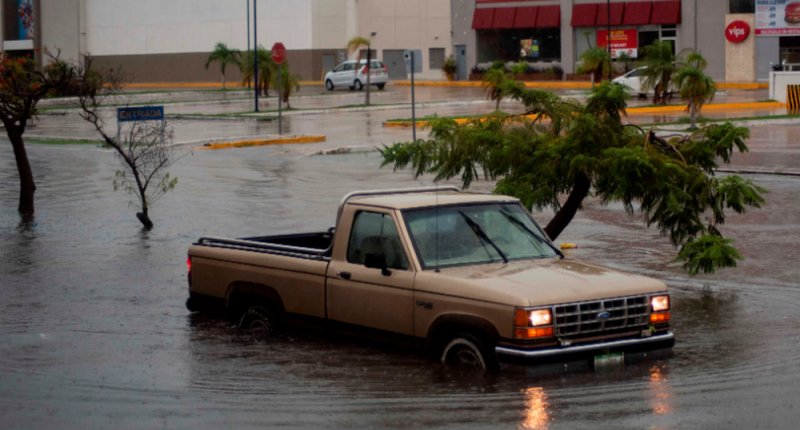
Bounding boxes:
[327,209,415,335]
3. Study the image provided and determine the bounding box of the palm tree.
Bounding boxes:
[579,47,611,88]
[272,66,302,108]
[638,40,677,105]
[205,42,241,89]
[347,36,372,106]
[674,51,716,129]
[239,45,277,96]
[481,67,518,110]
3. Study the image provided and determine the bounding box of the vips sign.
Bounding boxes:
[756,0,800,35]
[597,29,638,58]
[726,21,751,43]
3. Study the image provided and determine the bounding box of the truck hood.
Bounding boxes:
[434,258,667,307]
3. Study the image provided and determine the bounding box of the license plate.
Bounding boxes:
[594,352,624,368]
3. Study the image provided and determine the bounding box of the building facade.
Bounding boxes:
[0,0,450,83]
[453,0,788,82]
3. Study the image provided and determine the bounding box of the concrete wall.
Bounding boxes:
[358,0,451,79]
[692,0,727,81]
[768,71,800,102]
[40,0,80,62]
[311,0,357,50]
[451,0,476,76]
[725,14,755,83]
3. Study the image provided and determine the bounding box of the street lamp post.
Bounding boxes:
[254,0,258,112]
[607,0,612,82]
[247,0,251,89]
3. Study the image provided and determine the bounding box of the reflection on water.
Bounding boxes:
[649,364,673,416]
[520,387,550,430]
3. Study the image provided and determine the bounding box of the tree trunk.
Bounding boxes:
[136,208,154,230]
[496,97,501,110]
[7,127,36,216]
[366,49,371,107]
[590,72,595,88]
[543,174,591,241]
[222,72,226,90]
[690,100,696,129]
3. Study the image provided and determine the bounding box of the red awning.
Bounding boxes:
[536,5,561,28]
[514,6,538,28]
[472,8,495,29]
[493,7,517,28]
[651,1,681,24]
[596,2,625,26]
[571,3,598,27]
[623,1,652,25]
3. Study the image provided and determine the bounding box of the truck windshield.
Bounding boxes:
[403,203,558,269]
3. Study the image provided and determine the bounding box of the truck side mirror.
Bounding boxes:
[364,252,391,276]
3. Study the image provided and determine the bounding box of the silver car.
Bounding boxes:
[324,60,388,91]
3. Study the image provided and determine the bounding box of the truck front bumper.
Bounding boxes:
[495,331,675,366]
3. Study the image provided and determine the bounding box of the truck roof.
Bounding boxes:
[349,192,519,210]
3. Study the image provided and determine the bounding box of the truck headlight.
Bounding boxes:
[651,295,670,312]
[514,308,553,339]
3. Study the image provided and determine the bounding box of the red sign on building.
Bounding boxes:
[597,29,639,58]
[725,21,751,43]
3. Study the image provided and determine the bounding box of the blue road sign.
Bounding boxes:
[117,106,164,123]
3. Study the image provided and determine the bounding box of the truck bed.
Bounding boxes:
[195,231,334,260]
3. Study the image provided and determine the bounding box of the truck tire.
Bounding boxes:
[440,332,500,371]
[354,80,363,91]
[377,83,385,90]
[239,305,277,333]
[325,80,335,91]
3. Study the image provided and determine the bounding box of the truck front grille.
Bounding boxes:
[553,295,650,336]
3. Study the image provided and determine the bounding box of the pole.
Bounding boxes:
[607,0,612,82]
[254,0,259,112]
[278,63,282,135]
[411,54,416,142]
[247,0,251,89]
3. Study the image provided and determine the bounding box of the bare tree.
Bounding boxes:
[74,57,177,229]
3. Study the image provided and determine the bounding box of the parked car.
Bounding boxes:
[186,187,674,371]
[613,66,675,98]
[324,59,388,91]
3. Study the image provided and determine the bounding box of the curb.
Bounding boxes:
[196,135,326,150]
[120,81,326,89]
[383,102,787,127]
[393,81,770,90]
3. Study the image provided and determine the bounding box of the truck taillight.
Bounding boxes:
[383,64,388,73]
[360,66,367,74]
[187,256,192,288]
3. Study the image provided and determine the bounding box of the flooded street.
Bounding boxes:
[2,101,800,428]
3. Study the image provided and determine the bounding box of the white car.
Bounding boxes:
[613,67,674,97]
[324,60,388,91]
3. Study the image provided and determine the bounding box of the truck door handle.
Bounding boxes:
[338,271,351,280]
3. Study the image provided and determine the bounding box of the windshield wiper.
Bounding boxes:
[499,210,564,258]
[458,210,509,263]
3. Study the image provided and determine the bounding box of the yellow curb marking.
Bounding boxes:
[196,135,326,150]
[120,81,324,89]
[383,102,786,127]
[394,81,769,90]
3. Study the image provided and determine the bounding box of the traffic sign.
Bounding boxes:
[272,42,286,64]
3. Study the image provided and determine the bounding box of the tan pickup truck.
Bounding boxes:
[187,187,674,370]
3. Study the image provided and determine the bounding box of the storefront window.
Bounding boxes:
[730,0,755,14]
[780,36,800,66]
[477,29,561,63]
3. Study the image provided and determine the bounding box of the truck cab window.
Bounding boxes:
[347,212,409,270]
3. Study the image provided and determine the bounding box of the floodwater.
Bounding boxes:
[2,124,800,429]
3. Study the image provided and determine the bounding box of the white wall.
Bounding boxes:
[84,0,317,56]
[357,0,451,79]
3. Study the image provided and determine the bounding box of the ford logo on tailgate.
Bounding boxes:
[597,312,611,320]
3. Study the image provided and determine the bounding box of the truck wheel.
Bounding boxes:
[239,305,276,333]
[325,80,335,91]
[377,83,385,90]
[440,333,500,371]
[354,80,363,91]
